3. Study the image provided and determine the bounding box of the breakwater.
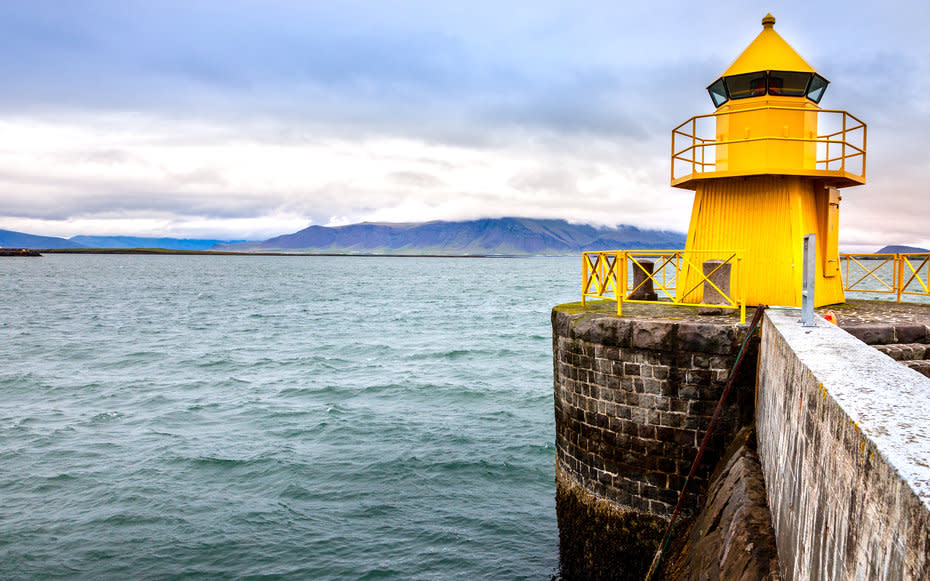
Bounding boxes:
[0,248,41,256]
[552,303,760,578]
[552,300,930,580]
[757,310,930,579]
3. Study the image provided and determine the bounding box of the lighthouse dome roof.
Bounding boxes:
[705,15,828,107]
[721,14,816,77]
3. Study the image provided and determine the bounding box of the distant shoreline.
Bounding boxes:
[0,248,42,257]
[37,248,549,258]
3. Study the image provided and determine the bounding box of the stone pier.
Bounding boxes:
[552,302,759,578]
[757,309,930,579]
[553,299,930,580]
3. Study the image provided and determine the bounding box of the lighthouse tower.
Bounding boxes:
[672,14,866,307]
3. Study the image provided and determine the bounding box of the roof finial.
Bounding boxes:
[762,13,776,29]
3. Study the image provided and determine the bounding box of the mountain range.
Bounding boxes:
[1,218,687,255]
[0,230,245,251]
[214,218,687,255]
[4,218,925,256]
[874,245,930,254]
[68,236,247,251]
[0,229,86,249]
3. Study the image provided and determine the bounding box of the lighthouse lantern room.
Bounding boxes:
[672,14,866,307]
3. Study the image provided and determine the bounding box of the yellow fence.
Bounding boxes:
[671,106,866,184]
[841,253,930,302]
[582,250,746,323]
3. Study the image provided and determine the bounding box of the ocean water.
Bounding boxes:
[0,254,579,580]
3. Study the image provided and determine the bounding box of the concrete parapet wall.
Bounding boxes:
[552,307,755,518]
[757,310,930,580]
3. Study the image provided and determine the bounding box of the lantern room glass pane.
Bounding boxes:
[806,73,829,103]
[725,72,767,100]
[767,71,811,97]
[707,78,728,107]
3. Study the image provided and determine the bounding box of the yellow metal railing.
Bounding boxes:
[841,253,930,302]
[582,250,746,323]
[671,106,866,183]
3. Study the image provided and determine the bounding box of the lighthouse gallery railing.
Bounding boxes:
[671,106,866,184]
[582,250,746,323]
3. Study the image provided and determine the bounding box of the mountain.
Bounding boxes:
[214,218,687,255]
[1,218,687,254]
[875,245,930,254]
[0,229,85,249]
[69,236,248,251]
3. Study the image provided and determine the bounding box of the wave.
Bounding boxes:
[0,254,570,579]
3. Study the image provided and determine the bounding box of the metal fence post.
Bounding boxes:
[896,254,903,304]
[800,233,817,327]
[582,253,588,307]
[618,252,626,316]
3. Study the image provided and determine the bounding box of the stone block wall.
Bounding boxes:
[757,310,930,580]
[552,307,757,518]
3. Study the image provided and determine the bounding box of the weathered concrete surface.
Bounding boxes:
[821,300,930,376]
[817,299,930,330]
[560,299,755,323]
[816,299,930,347]
[757,310,930,580]
[660,427,781,581]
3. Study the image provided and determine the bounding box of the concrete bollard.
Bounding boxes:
[629,260,658,301]
[702,260,731,305]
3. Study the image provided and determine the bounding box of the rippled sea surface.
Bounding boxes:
[0,254,578,579]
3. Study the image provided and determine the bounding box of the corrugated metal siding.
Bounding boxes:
[682,175,844,307]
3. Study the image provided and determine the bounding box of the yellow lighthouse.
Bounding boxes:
[672,14,866,307]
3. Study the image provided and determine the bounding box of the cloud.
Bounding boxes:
[387,171,447,189]
[0,1,929,245]
[0,112,687,236]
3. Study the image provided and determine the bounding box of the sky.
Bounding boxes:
[1,1,929,249]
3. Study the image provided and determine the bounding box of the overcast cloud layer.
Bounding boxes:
[1,1,928,249]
